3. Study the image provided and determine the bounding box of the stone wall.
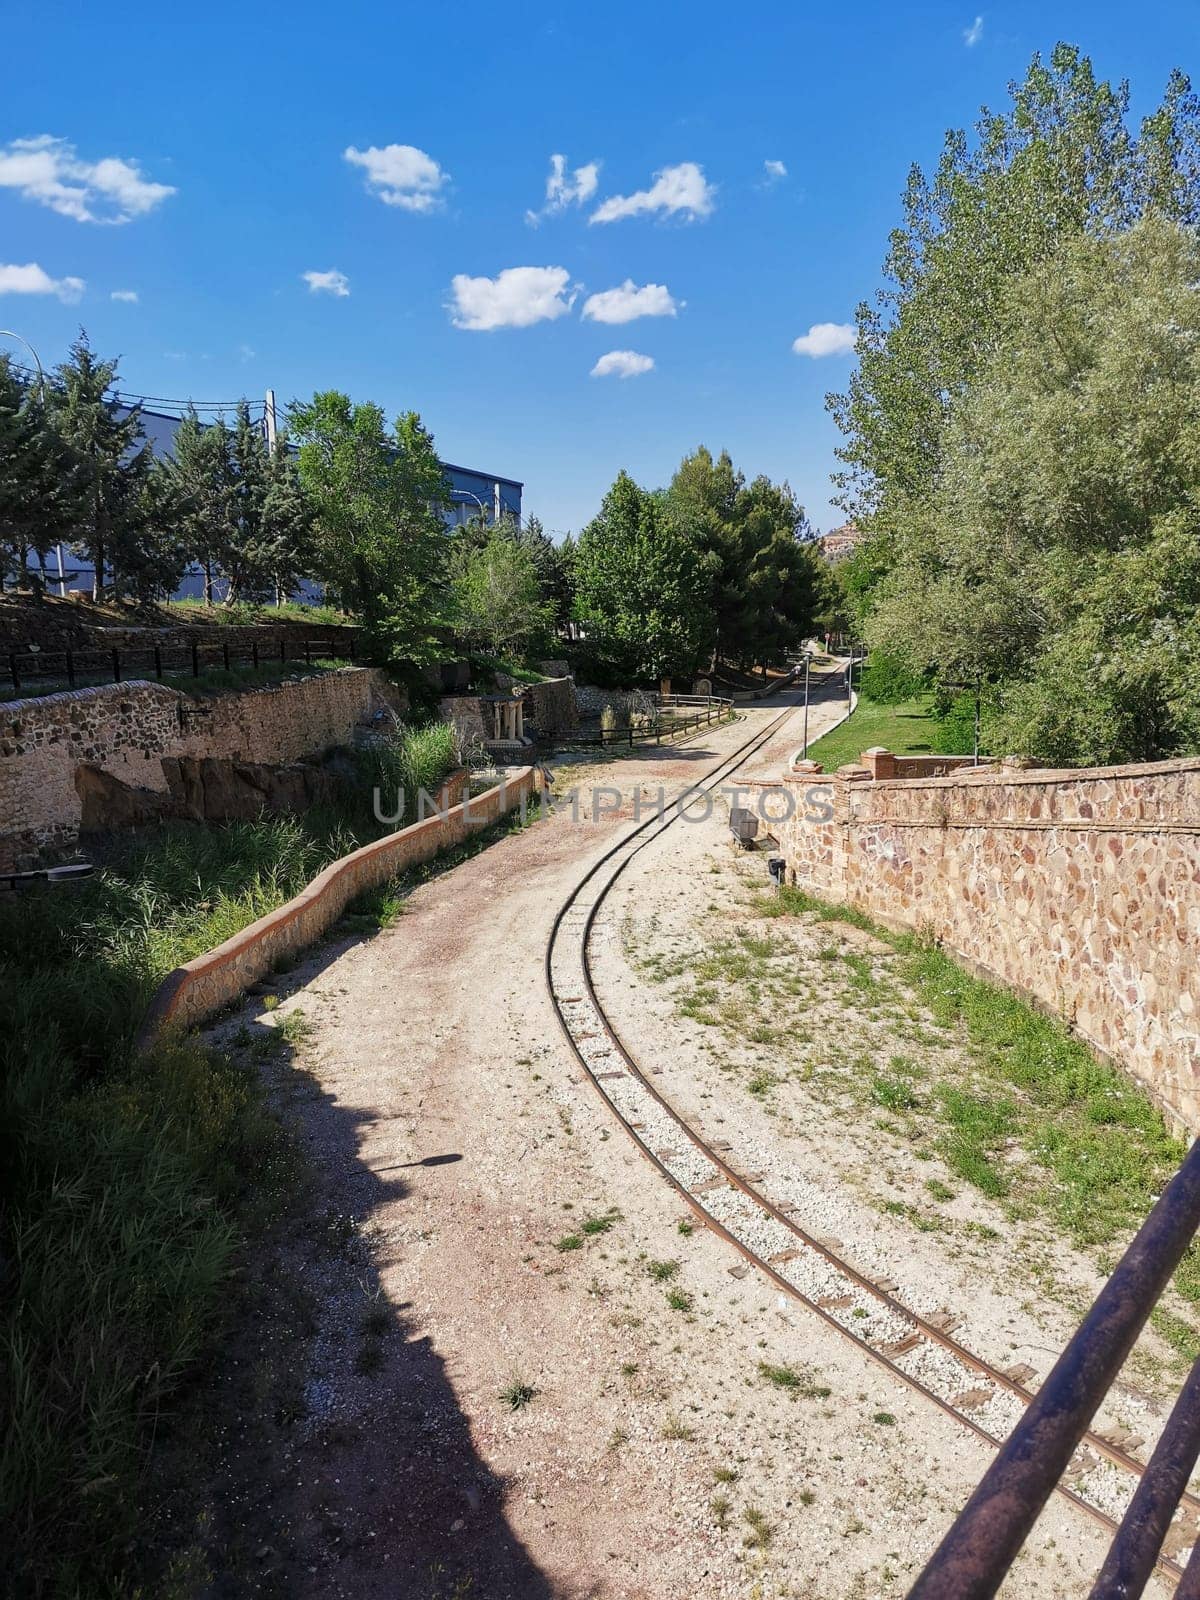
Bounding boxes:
[759,755,1200,1131]
[439,695,485,753]
[575,684,656,721]
[521,676,578,735]
[135,766,542,1044]
[0,667,400,870]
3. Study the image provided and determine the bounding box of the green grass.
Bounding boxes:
[804,691,941,771]
[763,886,1200,1330]
[166,597,351,629]
[2,655,353,705]
[498,1377,538,1411]
[0,720,464,1596]
[758,1362,831,1398]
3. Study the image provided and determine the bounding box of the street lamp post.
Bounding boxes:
[451,489,489,526]
[803,652,811,756]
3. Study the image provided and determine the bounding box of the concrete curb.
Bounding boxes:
[134,765,542,1051]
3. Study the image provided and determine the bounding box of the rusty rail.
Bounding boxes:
[908,1137,1200,1599]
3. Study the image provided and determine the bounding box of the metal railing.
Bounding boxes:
[545,694,736,751]
[4,633,357,695]
[908,1136,1200,1599]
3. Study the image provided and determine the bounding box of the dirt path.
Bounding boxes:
[161,680,1164,1600]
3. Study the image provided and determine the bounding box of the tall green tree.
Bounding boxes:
[0,356,83,590]
[450,519,553,657]
[828,45,1200,551]
[867,217,1200,763]
[156,407,235,605]
[223,401,272,603]
[259,436,313,605]
[574,469,713,684]
[52,333,157,601]
[668,446,826,670]
[289,392,451,661]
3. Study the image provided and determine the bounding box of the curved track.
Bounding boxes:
[544,693,1196,1582]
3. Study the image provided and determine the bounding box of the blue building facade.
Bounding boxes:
[30,402,523,602]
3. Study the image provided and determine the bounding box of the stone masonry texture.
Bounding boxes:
[756,756,1200,1134]
[0,667,399,871]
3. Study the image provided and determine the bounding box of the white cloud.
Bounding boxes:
[0,135,174,223]
[792,321,856,358]
[344,143,449,212]
[110,288,138,303]
[448,265,577,330]
[763,159,788,184]
[0,261,85,303]
[526,153,600,224]
[963,15,983,46]
[303,269,350,297]
[590,349,655,379]
[590,161,716,224]
[582,279,679,324]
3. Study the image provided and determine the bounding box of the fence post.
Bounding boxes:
[9,653,19,693]
[305,641,311,666]
[154,646,162,680]
[112,648,121,684]
[222,642,230,671]
[279,637,286,665]
[349,633,356,660]
[66,648,75,690]
[252,639,259,669]
[192,640,200,678]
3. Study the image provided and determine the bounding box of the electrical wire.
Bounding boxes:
[3,357,265,414]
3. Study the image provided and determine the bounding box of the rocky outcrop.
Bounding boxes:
[76,763,169,832]
[76,752,345,834]
[160,755,343,822]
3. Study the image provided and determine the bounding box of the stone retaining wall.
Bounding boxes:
[521,676,578,735]
[0,667,400,870]
[575,684,656,721]
[135,766,542,1045]
[758,755,1200,1131]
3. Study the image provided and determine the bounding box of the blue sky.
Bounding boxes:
[1,2,1196,536]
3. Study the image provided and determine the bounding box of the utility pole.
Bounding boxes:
[264,389,278,452]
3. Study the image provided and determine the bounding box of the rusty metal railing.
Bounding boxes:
[907,1137,1200,1600]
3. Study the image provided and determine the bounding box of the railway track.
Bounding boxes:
[544,692,1199,1583]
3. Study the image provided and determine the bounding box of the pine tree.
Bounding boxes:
[224,401,271,603]
[0,356,83,590]
[52,332,155,601]
[158,406,235,604]
[260,436,312,605]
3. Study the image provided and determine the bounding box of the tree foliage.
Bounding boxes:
[867,218,1200,762]
[0,356,83,590]
[450,516,554,658]
[51,333,174,601]
[289,392,451,662]
[828,46,1200,532]
[667,445,827,669]
[573,470,713,683]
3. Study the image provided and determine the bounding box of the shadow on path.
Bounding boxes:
[148,1010,561,1600]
